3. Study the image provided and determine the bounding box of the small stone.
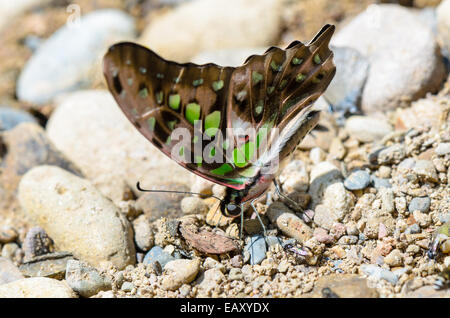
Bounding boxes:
[0,277,77,298]
[244,235,267,265]
[190,177,214,197]
[360,264,398,285]
[206,201,234,227]
[330,223,346,240]
[119,281,134,292]
[413,160,438,182]
[0,257,24,285]
[346,222,359,236]
[65,260,112,298]
[143,246,176,269]
[408,197,431,213]
[309,147,327,164]
[370,176,392,189]
[20,252,74,280]
[328,138,346,160]
[229,268,243,280]
[266,202,312,242]
[406,223,421,234]
[345,116,392,143]
[132,215,154,252]
[304,274,378,298]
[369,144,406,165]
[1,243,20,261]
[313,228,334,244]
[181,197,208,215]
[337,235,358,245]
[0,226,18,244]
[278,160,309,193]
[435,143,450,156]
[231,255,243,268]
[22,227,54,262]
[395,98,445,131]
[0,107,37,131]
[162,259,200,290]
[384,249,403,267]
[344,170,371,190]
[277,260,290,273]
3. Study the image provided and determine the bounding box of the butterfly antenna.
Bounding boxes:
[136,181,224,202]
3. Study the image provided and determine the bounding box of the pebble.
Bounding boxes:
[120,281,134,292]
[0,123,81,194]
[278,160,309,193]
[437,0,450,59]
[322,182,355,222]
[1,243,21,262]
[328,138,347,160]
[17,10,136,105]
[132,215,154,252]
[309,161,343,207]
[0,107,37,131]
[46,90,195,203]
[22,227,54,262]
[139,0,281,62]
[344,170,371,190]
[360,264,398,285]
[65,260,112,298]
[19,252,74,280]
[324,46,369,116]
[332,4,446,114]
[266,202,313,243]
[406,224,421,234]
[309,147,327,165]
[369,144,406,165]
[244,235,267,265]
[337,235,358,245]
[18,165,136,269]
[180,197,208,215]
[435,143,450,156]
[143,246,176,269]
[0,277,77,298]
[161,259,200,291]
[408,197,431,213]
[370,176,392,189]
[0,226,18,244]
[413,160,439,182]
[313,228,334,244]
[384,249,404,267]
[0,257,24,285]
[228,268,243,281]
[197,268,225,296]
[345,116,393,143]
[190,177,214,197]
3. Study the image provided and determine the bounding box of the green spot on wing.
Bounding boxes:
[169,94,181,110]
[292,57,303,65]
[296,73,306,82]
[166,120,177,130]
[255,100,263,116]
[127,78,133,86]
[193,78,204,87]
[156,91,163,104]
[242,141,256,161]
[139,88,148,98]
[212,80,224,91]
[147,117,155,131]
[233,148,247,168]
[314,53,322,64]
[204,111,221,137]
[270,60,281,72]
[156,73,164,79]
[267,86,275,94]
[211,163,233,176]
[186,103,200,124]
[252,71,263,85]
[240,166,258,178]
[279,79,288,90]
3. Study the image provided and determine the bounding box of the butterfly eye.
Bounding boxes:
[225,204,242,217]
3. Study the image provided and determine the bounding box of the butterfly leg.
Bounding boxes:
[250,199,267,238]
[239,203,244,239]
[273,179,302,211]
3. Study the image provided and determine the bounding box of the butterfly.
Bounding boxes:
[103,24,336,237]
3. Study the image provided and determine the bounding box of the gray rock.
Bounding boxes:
[413,160,438,182]
[408,197,431,213]
[324,46,370,115]
[132,215,154,252]
[337,235,358,245]
[0,107,37,131]
[369,144,406,165]
[244,235,267,265]
[17,10,136,105]
[18,165,136,270]
[65,260,112,298]
[332,4,446,114]
[266,202,313,241]
[344,170,371,190]
[370,176,392,189]
[0,226,18,244]
[360,264,398,285]
[161,259,200,291]
[0,257,24,285]
[180,197,208,215]
[22,227,54,262]
[143,246,176,269]
[120,281,134,292]
[19,252,74,280]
